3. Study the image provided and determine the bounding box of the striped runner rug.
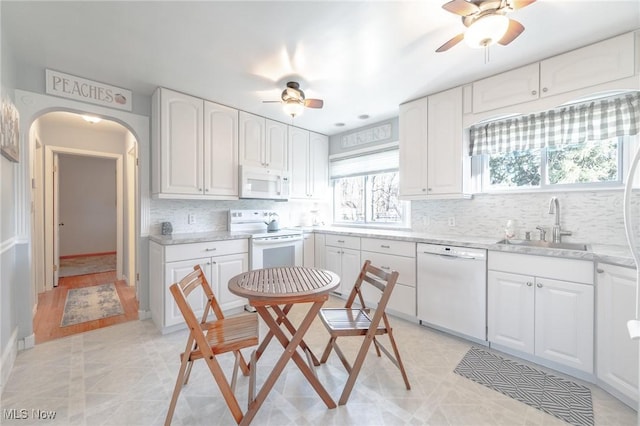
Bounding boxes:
[454,347,593,426]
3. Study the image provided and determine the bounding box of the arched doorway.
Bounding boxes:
[14,90,150,348]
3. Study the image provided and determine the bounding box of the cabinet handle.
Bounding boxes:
[380,266,391,270]
[536,282,543,288]
[596,268,604,274]
[427,188,432,192]
[531,90,537,95]
[337,240,345,243]
[526,282,533,287]
[542,87,548,93]
[380,245,390,249]
[205,248,217,251]
[211,261,217,264]
[205,188,209,192]
[422,188,426,192]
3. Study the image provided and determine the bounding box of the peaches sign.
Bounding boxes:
[45,69,132,111]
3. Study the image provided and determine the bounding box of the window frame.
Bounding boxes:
[476,136,632,194]
[331,170,411,229]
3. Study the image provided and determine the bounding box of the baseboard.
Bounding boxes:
[0,328,18,393]
[59,251,116,259]
[138,309,151,320]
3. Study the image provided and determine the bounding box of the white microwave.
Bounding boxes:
[239,165,290,200]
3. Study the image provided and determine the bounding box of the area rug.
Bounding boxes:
[454,347,593,426]
[60,283,124,327]
[59,254,116,277]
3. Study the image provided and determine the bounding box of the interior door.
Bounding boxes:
[53,153,61,286]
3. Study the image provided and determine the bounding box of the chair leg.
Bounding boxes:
[231,352,241,393]
[338,334,375,405]
[372,336,382,357]
[320,336,337,364]
[386,330,411,390]
[165,351,192,426]
[183,359,194,386]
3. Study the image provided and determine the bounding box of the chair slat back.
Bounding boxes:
[345,260,399,313]
[175,265,225,323]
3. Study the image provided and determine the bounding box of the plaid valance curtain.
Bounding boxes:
[469,92,640,156]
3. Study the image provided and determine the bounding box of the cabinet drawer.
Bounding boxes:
[361,237,415,258]
[361,251,416,286]
[325,234,360,250]
[488,251,593,285]
[165,239,248,262]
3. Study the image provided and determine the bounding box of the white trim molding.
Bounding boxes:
[0,328,18,393]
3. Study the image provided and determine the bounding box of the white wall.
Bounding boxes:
[58,155,117,256]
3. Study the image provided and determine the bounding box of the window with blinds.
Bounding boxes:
[330,148,409,227]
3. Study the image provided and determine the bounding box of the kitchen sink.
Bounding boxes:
[496,239,590,251]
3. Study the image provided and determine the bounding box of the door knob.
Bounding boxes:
[58,223,64,226]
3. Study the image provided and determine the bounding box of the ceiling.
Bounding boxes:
[3,1,639,136]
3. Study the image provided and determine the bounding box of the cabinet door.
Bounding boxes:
[340,248,362,296]
[540,33,635,98]
[265,119,288,171]
[597,263,639,404]
[399,97,429,197]
[324,246,343,290]
[165,258,209,327]
[204,101,238,197]
[288,126,310,198]
[314,233,326,269]
[208,253,248,311]
[427,86,463,195]
[535,277,594,373]
[159,88,204,195]
[488,270,535,354]
[309,132,329,199]
[472,63,540,113]
[239,111,265,168]
[303,233,315,267]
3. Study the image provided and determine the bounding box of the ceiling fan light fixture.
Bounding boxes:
[464,14,509,48]
[283,99,304,118]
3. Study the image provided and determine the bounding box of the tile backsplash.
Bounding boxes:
[411,189,640,246]
[149,199,330,235]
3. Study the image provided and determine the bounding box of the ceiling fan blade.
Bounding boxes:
[442,0,480,16]
[304,99,324,109]
[262,100,281,103]
[436,33,464,52]
[498,19,524,45]
[509,0,536,10]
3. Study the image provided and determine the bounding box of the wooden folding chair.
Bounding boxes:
[165,265,259,425]
[318,260,411,405]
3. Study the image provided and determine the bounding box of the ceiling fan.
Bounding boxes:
[436,0,536,52]
[263,81,324,118]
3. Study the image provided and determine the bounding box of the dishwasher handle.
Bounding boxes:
[426,252,481,260]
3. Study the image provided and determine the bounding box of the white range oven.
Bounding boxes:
[228,209,303,270]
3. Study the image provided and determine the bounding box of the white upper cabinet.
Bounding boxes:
[239,111,288,171]
[472,63,540,113]
[399,97,428,197]
[289,127,328,200]
[152,87,238,199]
[399,87,464,199]
[540,32,635,98]
[204,101,238,197]
[472,32,637,114]
[153,88,204,196]
[427,86,463,195]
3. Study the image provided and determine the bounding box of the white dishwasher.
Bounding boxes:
[417,243,487,342]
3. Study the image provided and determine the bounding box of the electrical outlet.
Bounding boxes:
[188,213,196,225]
[448,216,456,227]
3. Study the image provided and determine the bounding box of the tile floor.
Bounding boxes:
[1,296,636,425]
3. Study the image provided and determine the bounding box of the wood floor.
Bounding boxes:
[34,271,139,344]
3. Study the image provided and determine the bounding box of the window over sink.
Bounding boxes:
[470,92,639,193]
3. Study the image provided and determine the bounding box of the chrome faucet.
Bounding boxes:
[548,197,572,243]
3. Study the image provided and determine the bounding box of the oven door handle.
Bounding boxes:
[252,235,303,244]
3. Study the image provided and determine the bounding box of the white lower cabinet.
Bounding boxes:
[303,232,315,267]
[488,252,594,374]
[360,238,416,317]
[149,239,249,333]
[596,262,639,408]
[324,235,361,295]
